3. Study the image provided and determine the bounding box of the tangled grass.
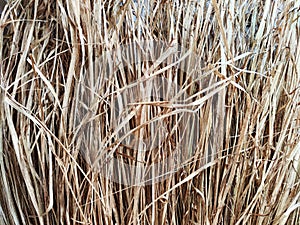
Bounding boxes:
[0,0,300,224]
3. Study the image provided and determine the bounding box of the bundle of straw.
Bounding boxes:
[0,0,299,224]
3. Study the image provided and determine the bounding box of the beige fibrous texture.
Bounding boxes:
[0,0,300,225]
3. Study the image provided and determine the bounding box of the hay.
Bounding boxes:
[0,0,299,224]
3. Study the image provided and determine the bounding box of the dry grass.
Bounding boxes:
[0,0,300,224]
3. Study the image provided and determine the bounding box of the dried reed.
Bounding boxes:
[0,0,299,224]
